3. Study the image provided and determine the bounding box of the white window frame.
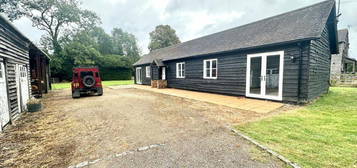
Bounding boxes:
[176,62,185,78]
[136,67,142,84]
[203,59,218,79]
[246,51,284,101]
[162,67,166,80]
[146,66,151,78]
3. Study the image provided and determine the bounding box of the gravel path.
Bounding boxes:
[93,127,282,168]
[0,87,284,168]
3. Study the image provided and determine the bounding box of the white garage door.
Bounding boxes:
[0,62,10,130]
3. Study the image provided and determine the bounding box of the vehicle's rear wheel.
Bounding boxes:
[97,88,103,96]
[72,90,80,98]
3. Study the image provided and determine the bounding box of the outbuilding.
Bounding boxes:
[0,15,50,131]
[330,29,356,78]
[134,0,338,103]
[30,43,51,98]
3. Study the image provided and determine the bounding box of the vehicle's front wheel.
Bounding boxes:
[72,90,80,98]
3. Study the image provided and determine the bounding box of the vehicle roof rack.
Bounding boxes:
[73,65,99,69]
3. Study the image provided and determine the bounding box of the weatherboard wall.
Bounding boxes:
[307,26,331,101]
[161,43,311,103]
[135,64,151,85]
[151,64,160,80]
[0,18,31,121]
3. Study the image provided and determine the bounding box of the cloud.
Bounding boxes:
[10,0,357,58]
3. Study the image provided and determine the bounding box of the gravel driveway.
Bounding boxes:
[0,87,283,168]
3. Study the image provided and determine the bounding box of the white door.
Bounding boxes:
[15,64,21,113]
[136,67,142,84]
[162,67,166,80]
[246,51,284,101]
[19,65,29,111]
[0,62,10,130]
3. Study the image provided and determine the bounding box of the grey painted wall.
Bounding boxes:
[330,43,346,75]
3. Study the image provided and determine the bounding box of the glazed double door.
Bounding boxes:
[136,67,142,84]
[246,51,284,101]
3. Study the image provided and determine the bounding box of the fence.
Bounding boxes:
[331,74,357,87]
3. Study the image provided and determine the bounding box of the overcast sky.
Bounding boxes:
[13,0,357,58]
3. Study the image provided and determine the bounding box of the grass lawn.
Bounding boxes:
[236,87,357,168]
[52,80,134,90]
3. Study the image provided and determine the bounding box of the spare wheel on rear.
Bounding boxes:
[83,75,96,87]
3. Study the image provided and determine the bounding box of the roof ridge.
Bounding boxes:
[135,0,336,66]
[192,0,334,41]
[150,0,335,53]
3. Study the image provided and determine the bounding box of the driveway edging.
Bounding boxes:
[228,127,301,168]
[67,143,165,168]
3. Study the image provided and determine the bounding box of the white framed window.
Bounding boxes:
[203,59,218,79]
[176,62,185,78]
[146,66,151,78]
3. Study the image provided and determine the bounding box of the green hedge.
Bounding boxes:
[100,67,132,80]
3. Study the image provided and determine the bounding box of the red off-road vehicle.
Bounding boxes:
[71,67,103,98]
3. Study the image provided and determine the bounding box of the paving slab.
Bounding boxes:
[115,85,284,113]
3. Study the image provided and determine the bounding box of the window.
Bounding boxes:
[176,62,185,78]
[203,59,218,79]
[146,66,151,78]
[162,67,166,80]
[20,67,26,77]
[81,71,94,77]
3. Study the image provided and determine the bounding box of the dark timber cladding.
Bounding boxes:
[164,43,311,102]
[308,26,331,100]
[133,0,338,103]
[0,16,30,119]
[30,44,51,98]
[0,14,50,129]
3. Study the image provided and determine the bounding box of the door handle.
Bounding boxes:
[261,76,266,81]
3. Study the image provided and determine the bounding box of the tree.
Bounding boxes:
[1,0,101,79]
[148,25,181,51]
[1,0,100,55]
[56,27,140,80]
[112,28,140,63]
[89,27,114,55]
[0,1,22,18]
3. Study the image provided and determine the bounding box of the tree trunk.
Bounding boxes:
[52,39,62,55]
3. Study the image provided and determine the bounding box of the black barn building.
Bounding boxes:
[0,15,50,131]
[133,0,338,103]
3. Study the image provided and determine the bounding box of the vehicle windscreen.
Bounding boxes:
[80,71,94,77]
